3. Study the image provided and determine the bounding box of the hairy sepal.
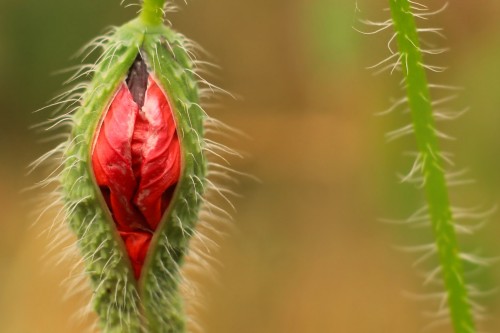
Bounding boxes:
[61,19,205,333]
[139,29,206,332]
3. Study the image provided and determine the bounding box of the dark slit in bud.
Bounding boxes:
[126,54,149,107]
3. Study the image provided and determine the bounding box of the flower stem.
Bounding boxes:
[140,0,167,27]
[389,1,476,332]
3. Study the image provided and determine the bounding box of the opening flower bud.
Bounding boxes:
[92,56,181,279]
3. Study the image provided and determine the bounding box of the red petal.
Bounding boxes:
[119,231,152,279]
[92,84,145,231]
[133,77,181,230]
[92,76,181,280]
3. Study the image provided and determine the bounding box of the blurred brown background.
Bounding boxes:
[1,0,500,332]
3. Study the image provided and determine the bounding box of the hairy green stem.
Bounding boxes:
[140,0,167,26]
[389,1,476,332]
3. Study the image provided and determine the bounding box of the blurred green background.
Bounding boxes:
[1,0,500,332]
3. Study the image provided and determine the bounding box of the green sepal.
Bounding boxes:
[139,28,206,333]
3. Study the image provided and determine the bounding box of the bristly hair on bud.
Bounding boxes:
[32,1,241,332]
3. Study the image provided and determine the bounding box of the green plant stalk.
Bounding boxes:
[389,1,476,332]
[140,0,167,26]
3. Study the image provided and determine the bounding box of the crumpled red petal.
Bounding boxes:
[92,76,180,279]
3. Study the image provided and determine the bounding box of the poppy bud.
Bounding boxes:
[58,14,207,332]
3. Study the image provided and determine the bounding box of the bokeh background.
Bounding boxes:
[1,0,500,332]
